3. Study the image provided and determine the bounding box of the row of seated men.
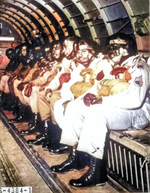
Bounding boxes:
[0,33,150,189]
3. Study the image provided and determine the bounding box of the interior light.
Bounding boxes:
[0,37,15,41]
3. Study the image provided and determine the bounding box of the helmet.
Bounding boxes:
[6,48,15,59]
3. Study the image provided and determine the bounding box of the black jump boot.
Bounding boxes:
[69,130,110,188]
[0,91,3,108]
[27,120,49,145]
[0,92,19,111]
[0,92,9,109]
[50,146,90,174]
[45,120,69,154]
[48,144,69,155]
[9,100,32,123]
[20,112,41,135]
[28,112,41,129]
[42,121,50,149]
[69,155,108,188]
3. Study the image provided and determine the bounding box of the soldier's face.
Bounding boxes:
[109,45,128,65]
[21,46,27,56]
[62,40,74,57]
[52,44,62,59]
[76,49,91,64]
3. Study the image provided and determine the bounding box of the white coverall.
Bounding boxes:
[58,55,150,159]
[54,58,113,128]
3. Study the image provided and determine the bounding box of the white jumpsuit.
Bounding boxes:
[58,55,150,159]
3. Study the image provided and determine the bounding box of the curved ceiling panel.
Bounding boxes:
[0,17,26,41]
[8,0,54,40]
[1,10,30,34]
[0,0,149,50]
[33,0,69,37]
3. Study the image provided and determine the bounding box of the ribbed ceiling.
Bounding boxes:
[0,0,149,48]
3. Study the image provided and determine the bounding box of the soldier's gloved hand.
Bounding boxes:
[24,82,35,97]
[83,93,97,107]
[92,98,102,105]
